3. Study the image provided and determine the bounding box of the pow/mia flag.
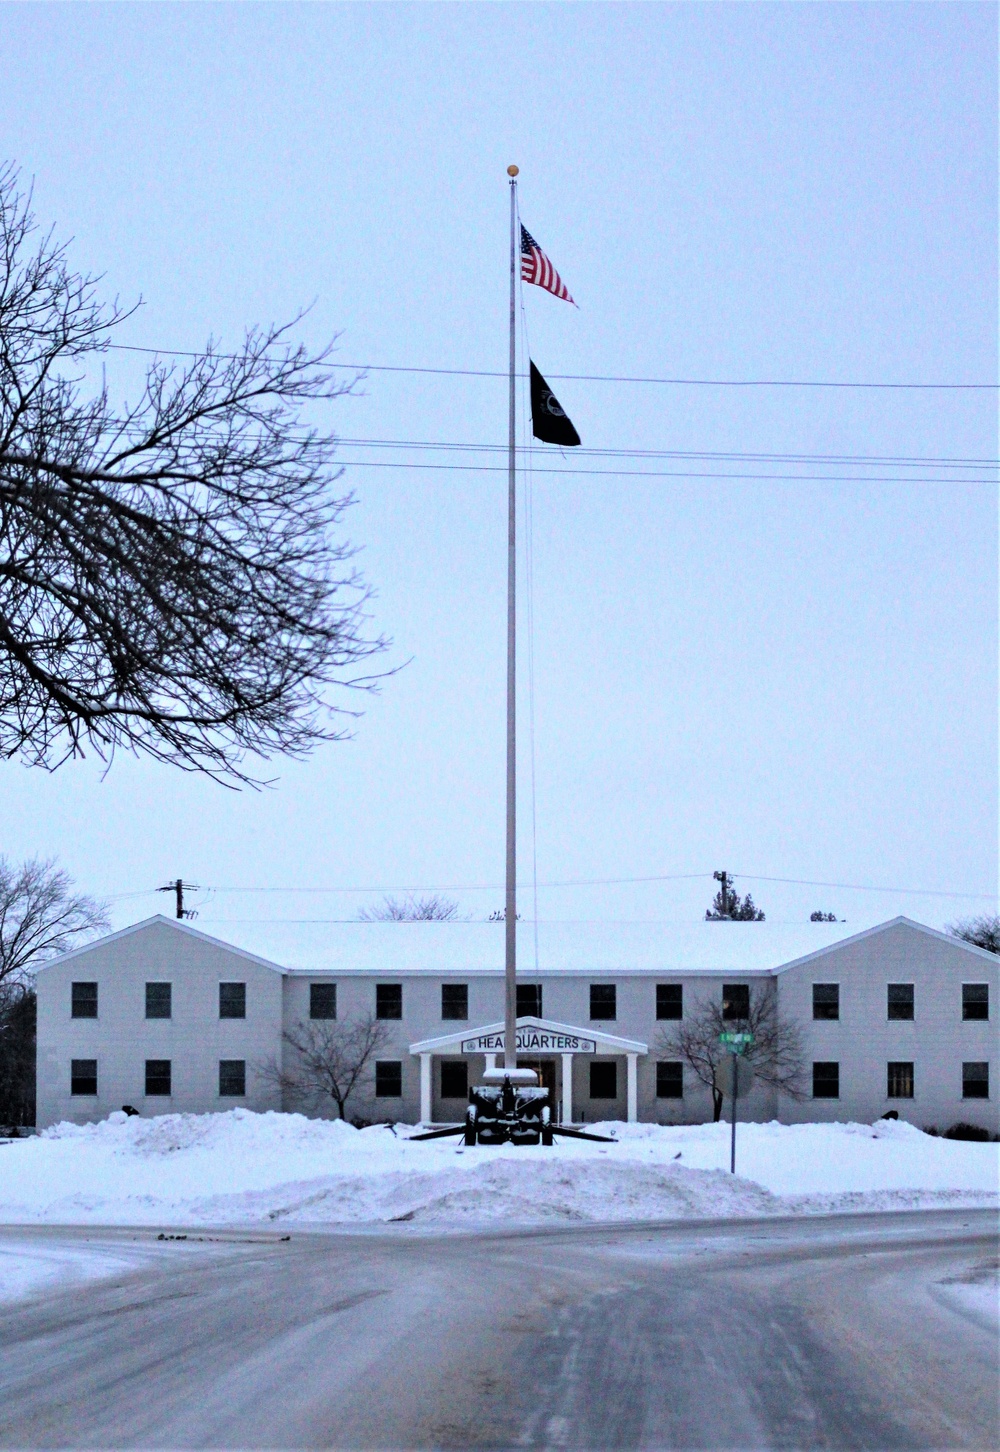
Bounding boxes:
[530,361,581,447]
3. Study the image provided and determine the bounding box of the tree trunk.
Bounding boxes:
[712,1086,723,1122]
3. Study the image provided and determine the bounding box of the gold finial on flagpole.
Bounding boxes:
[507,165,519,177]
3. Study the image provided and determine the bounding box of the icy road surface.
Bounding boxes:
[0,1211,995,1449]
[0,1109,995,1231]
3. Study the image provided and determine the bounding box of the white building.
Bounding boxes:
[35,914,998,1134]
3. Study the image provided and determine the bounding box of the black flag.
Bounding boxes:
[530,361,581,447]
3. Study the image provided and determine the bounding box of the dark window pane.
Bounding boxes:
[962,1062,989,1099]
[813,1062,839,1098]
[887,1061,914,1098]
[145,1059,171,1096]
[219,1060,246,1096]
[812,984,839,1021]
[517,983,542,1018]
[441,984,468,1021]
[590,1061,618,1098]
[376,984,402,1020]
[590,985,616,1021]
[145,982,172,1019]
[887,984,914,1021]
[656,985,683,1020]
[71,982,98,1018]
[71,1059,97,1095]
[722,984,750,1021]
[375,1060,402,1097]
[440,1060,468,1098]
[656,1061,683,1098]
[962,984,989,1021]
[219,982,246,1019]
[310,984,337,1020]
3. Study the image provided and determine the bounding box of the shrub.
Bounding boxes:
[943,1122,991,1143]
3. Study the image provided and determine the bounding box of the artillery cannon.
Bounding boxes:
[411,1075,614,1145]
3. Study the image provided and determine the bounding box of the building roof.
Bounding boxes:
[36,914,287,975]
[182,917,873,975]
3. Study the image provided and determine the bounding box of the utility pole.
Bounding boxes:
[157,879,199,920]
[713,869,732,918]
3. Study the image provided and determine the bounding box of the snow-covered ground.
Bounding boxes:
[0,1110,995,1231]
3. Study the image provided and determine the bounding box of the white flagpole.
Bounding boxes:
[504,165,518,1072]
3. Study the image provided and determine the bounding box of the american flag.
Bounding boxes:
[520,225,575,304]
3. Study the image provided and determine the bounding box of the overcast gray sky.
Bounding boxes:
[1,2,996,940]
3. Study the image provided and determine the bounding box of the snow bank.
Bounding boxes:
[0,1110,994,1230]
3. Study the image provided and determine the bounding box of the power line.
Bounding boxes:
[105,344,998,390]
[336,458,991,485]
[114,873,996,901]
[336,438,1000,469]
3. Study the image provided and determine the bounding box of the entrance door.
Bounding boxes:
[518,1058,557,1117]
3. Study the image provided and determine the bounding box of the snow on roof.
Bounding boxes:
[186,917,872,975]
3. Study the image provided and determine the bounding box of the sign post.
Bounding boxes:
[718,1032,753,1174]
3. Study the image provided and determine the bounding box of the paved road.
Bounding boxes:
[0,1209,996,1449]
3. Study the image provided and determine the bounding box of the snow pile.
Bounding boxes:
[0,1110,994,1229]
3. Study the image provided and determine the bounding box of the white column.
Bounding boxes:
[419,1053,432,1125]
[561,1054,574,1123]
[626,1053,638,1123]
[484,1053,497,1073]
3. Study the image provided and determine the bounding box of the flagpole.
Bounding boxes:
[504,165,518,1073]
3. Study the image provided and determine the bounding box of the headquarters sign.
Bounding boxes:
[460,1029,598,1055]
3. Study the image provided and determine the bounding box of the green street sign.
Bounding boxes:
[719,1031,753,1052]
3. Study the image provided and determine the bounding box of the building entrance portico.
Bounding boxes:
[410,1016,648,1125]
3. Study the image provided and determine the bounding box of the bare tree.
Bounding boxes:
[0,856,108,986]
[947,914,1000,955]
[271,1014,392,1120]
[357,893,463,922]
[658,984,806,1121]
[0,165,385,785]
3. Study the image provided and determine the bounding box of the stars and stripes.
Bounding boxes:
[520,225,575,304]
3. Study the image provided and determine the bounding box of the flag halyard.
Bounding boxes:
[521,225,576,305]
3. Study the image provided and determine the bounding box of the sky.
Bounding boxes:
[0,2,997,948]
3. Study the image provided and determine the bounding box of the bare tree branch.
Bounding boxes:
[0,164,387,785]
[357,894,464,922]
[0,855,109,986]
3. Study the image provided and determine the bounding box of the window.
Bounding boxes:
[376,984,402,1020]
[887,1061,914,1099]
[812,984,839,1021]
[71,1059,97,1095]
[590,1061,618,1098]
[310,984,337,1020]
[722,984,750,1021]
[656,985,683,1021]
[375,1060,402,1097]
[145,982,172,1019]
[887,984,914,1021]
[590,984,616,1021]
[440,1060,468,1098]
[441,984,468,1021]
[145,1059,171,1096]
[517,983,542,1018]
[219,1060,246,1097]
[962,984,989,1022]
[656,1061,683,1098]
[71,982,98,1018]
[962,1062,989,1099]
[219,982,246,1019]
[812,1062,839,1099]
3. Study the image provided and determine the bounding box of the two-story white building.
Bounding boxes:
[34,914,998,1134]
